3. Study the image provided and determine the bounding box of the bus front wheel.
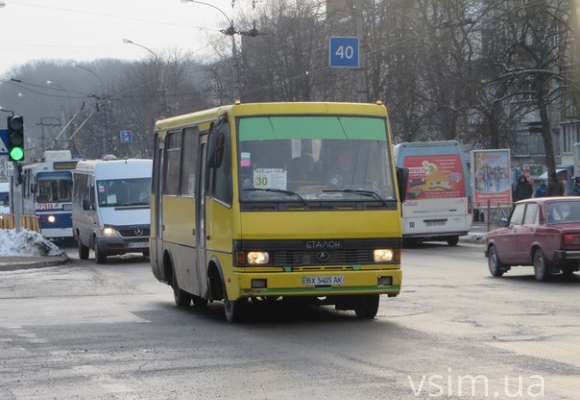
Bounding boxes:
[354,294,380,319]
[224,297,248,323]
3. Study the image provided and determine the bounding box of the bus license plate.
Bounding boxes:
[303,276,344,286]
[128,242,148,248]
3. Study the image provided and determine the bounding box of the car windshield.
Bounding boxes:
[546,201,580,224]
[237,115,396,202]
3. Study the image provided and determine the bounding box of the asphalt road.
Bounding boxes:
[0,242,578,399]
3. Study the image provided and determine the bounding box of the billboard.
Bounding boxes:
[403,154,466,199]
[471,149,512,207]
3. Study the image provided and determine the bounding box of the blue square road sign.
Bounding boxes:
[329,37,360,68]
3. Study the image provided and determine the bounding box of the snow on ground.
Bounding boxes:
[0,229,64,257]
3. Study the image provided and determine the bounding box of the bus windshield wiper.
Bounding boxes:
[323,189,384,201]
[244,188,307,204]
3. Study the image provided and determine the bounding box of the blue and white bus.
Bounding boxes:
[20,151,78,239]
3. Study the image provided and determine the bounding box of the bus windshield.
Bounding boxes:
[96,178,151,207]
[36,172,73,203]
[237,115,395,202]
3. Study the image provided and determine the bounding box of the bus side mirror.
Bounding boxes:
[207,132,225,168]
[396,167,409,202]
[30,184,36,193]
[82,199,91,210]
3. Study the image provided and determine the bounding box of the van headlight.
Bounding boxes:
[101,226,118,236]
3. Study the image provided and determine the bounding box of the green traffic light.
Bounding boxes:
[9,146,24,162]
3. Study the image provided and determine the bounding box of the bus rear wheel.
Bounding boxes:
[354,294,380,319]
[172,271,191,307]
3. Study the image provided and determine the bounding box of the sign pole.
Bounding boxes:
[12,162,21,232]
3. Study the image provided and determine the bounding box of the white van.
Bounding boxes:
[0,181,10,214]
[394,141,472,246]
[72,158,152,264]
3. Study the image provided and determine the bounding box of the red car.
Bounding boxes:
[484,197,580,281]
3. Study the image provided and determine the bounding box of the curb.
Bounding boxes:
[0,255,70,272]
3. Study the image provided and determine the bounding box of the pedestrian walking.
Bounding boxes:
[547,172,565,196]
[568,177,580,196]
[514,175,533,201]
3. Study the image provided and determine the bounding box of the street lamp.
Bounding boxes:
[123,38,159,60]
[181,0,241,100]
[123,38,168,115]
[46,80,72,109]
[0,107,15,117]
[71,63,101,87]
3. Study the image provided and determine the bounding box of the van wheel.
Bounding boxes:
[172,271,191,307]
[447,236,459,246]
[78,239,89,260]
[354,294,379,319]
[94,241,107,264]
[192,295,208,307]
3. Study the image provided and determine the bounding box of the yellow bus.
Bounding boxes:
[150,101,408,322]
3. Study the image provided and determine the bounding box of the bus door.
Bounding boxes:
[153,137,164,278]
[195,134,209,296]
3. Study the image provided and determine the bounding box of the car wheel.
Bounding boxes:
[487,245,505,277]
[533,250,551,282]
[447,236,459,246]
[172,270,191,307]
[94,241,107,264]
[354,294,380,319]
[78,238,89,260]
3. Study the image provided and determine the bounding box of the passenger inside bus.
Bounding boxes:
[327,147,357,188]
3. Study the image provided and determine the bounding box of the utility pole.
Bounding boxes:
[354,6,368,102]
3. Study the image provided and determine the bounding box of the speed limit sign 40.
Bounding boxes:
[329,37,359,68]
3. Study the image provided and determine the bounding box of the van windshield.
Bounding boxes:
[96,178,151,207]
[237,115,396,202]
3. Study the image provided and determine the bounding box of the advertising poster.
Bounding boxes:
[403,154,465,200]
[471,149,511,207]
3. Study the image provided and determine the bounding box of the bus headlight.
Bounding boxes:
[373,249,394,262]
[47,215,56,223]
[101,226,118,236]
[247,251,270,265]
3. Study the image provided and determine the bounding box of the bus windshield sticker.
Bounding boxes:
[240,152,251,167]
[253,168,287,189]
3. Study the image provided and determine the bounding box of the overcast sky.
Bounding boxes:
[0,0,249,77]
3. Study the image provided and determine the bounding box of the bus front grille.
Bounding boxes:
[273,249,372,266]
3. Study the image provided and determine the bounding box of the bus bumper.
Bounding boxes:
[232,268,402,298]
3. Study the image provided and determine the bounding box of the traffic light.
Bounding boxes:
[7,116,24,162]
